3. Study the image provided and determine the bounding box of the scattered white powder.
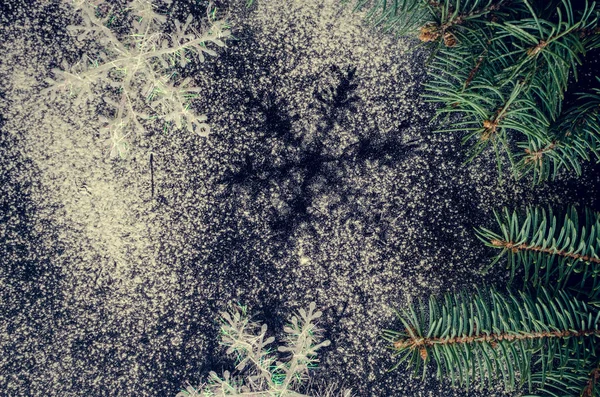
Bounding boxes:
[1,1,599,396]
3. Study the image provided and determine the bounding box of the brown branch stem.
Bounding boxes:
[524,142,557,166]
[464,54,485,89]
[583,364,600,397]
[394,328,600,350]
[490,239,600,265]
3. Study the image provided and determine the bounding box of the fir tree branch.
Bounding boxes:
[394,328,600,351]
[357,0,599,182]
[489,239,600,265]
[384,288,600,392]
[525,357,600,397]
[476,206,600,292]
[518,83,600,182]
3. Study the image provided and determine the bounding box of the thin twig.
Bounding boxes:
[491,239,600,265]
[394,328,600,350]
[150,152,155,197]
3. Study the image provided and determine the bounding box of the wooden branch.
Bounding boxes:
[490,239,600,265]
[583,364,600,397]
[523,142,556,167]
[464,54,485,89]
[394,328,600,350]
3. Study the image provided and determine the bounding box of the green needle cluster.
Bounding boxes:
[347,0,600,183]
[386,206,600,395]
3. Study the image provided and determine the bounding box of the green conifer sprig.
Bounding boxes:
[492,1,598,118]
[475,206,600,294]
[347,0,600,182]
[427,1,596,170]
[526,359,600,397]
[384,206,600,395]
[383,288,600,392]
[516,85,600,182]
[344,0,510,38]
[341,0,428,36]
